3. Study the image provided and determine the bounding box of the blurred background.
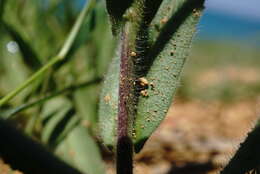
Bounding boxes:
[0,0,259,174]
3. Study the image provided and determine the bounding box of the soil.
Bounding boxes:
[133,99,260,174]
[0,160,23,174]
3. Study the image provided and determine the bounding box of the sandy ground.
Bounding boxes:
[133,99,260,174]
[0,160,22,174]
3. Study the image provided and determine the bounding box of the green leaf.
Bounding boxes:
[0,0,6,20]
[40,97,80,149]
[0,78,102,120]
[55,8,94,70]
[74,85,99,130]
[98,0,205,152]
[90,2,116,76]
[0,41,29,104]
[98,54,119,150]
[41,98,73,146]
[55,125,105,174]
[133,0,205,152]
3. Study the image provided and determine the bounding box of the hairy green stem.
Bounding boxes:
[0,0,96,107]
[116,28,133,174]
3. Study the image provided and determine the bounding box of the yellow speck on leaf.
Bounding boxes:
[138,77,149,87]
[130,51,137,57]
[104,94,111,103]
[140,90,148,97]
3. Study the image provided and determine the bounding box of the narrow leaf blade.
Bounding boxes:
[98,54,119,150]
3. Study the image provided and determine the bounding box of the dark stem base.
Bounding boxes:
[116,136,133,174]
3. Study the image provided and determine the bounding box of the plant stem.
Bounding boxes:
[0,0,96,107]
[116,137,133,174]
[116,27,133,174]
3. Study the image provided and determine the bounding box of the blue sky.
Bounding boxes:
[194,0,260,43]
[205,0,260,21]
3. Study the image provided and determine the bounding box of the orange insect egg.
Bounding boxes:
[160,17,168,24]
[140,90,148,97]
[138,77,149,87]
[130,51,137,57]
[104,94,111,103]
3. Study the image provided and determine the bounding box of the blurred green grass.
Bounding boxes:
[179,40,260,102]
[0,1,113,173]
